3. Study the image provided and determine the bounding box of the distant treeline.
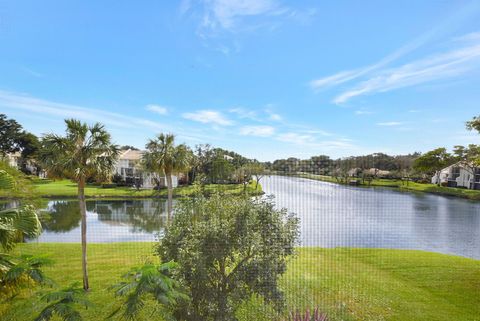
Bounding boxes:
[264,153,421,177]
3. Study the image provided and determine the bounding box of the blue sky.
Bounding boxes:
[1,0,480,161]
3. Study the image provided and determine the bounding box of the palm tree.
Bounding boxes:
[0,170,49,297]
[143,134,190,219]
[110,261,188,320]
[34,283,92,321]
[39,119,118,291]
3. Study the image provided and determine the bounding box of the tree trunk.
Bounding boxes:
[166,173,173,220]
[78,176,89,291]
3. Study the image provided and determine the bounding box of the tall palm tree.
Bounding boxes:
[39,119,118,291]
[143,134,190,219]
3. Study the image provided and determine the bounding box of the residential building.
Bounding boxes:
[114,149,178,189]
[431,162,480,190]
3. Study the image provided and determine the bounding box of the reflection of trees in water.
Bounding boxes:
[93,200,168,233]
[41,201,81,232]
[38,200,168,234]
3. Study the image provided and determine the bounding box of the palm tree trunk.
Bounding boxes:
[78,176,89,291]
[166,173,173,220]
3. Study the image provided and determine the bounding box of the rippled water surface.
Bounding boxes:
[263,175,480,259]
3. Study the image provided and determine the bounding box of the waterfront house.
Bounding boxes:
[431,162,480,190]
[114,149,178,189]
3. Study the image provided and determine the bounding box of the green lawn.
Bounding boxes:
[3,243,479,321]
[291,173,480,201]
[0,179,263,199]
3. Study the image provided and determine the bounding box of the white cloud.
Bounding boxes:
[239,125,275,137]
[146,104,169,115]
[229,107,257,120]
[275,132,355,152]
[268,112,282,121]
[200,0,285,31]
[0,90,179,133]
[355,109,374,115]
[333,35,480,104]
[276,132,314,144]
[309,25,444,91]
[377,122,403,126]
[182,110,233,126]
[20,66,43,78]
[454,31,480,43]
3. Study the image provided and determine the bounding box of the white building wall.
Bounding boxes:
[456,168,474,189]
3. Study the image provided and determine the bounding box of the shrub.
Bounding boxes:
[157,194,299,321]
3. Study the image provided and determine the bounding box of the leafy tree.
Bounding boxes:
[0,114,23,156]
[466,115,480,134]
[453,144,480,174]
[110,261,188,320]
[232,166,252,193]
[39,119,119,291]
[208,155,234,184]
[413,148,454,184]
[17,132,42,174]
[0,114,42,174]
[158,195,299,321]
[34,283,92,321]
[143,134,191,219]
[245,162,267,190]
[120,145,140,151]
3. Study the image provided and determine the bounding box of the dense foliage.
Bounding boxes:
[157,195,299,321]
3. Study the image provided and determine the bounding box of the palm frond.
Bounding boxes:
[110,261,187,320]
[34,283,91,321]
[0,205,42,251]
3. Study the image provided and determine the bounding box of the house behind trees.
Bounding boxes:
[114,149,179,189]
[432,162,480,190]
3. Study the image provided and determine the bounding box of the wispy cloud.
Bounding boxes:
[309,23,446,91]
[182,109,233,126]
[310,1,480,101]
[267,111,282,121]
[276,132,314,144]
[333,40,480,103]
[196,0,287,32]
[20,66,43,78]
[0,90,174,132]
[146,104,169,115]
[377,121,403,126]
[229,107,258,120]
[276,132,355,151]
[355,109,374,115]
[240,125,275,137]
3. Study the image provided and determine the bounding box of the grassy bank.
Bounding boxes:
[290,173,480,201]
[0,179,263,199]
[2,243,479,321]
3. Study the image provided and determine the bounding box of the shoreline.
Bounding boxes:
[280,172,480,201]
[0,180,264,200]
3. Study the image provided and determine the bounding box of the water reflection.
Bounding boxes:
[35,199,169,242]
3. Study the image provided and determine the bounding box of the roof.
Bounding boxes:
[118,149,144,161]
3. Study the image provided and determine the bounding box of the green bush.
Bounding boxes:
[157,194,299,321]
